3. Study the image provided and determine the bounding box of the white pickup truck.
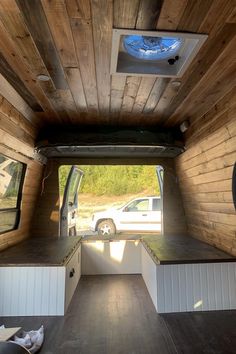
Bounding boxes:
[90,196,162,235]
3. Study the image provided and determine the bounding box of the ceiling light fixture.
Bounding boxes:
[36,74,50,81]
[171,80,181,88]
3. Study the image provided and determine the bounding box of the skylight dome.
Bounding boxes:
[111,29,208,77]
[123,35,182,61]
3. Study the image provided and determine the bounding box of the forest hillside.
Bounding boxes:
[59,165,160,196]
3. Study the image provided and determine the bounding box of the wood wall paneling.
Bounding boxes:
[176,92,236,255]
[0,53,43,112]
[0,74,41,127]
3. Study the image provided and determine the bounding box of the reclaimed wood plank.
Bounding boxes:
[143,79,169,114]
[167,36,236,127]
[157,0,188,30]
[65,68,87,113]
[65,0,91,19]
[177,0,213,32]
[110,76,126,120]
[132,77,156,114]
[91,0,113,121]
[41,0,77,68]
[0,17,57,120]
[181,191,233,204]
[0,74,40,127]
[136,0,164,30]
[113,0,140,28]
[185,87,236,145]
[0,52,42,112]
[16,0,68,90]
[112,0,140,123]
[155,1,236,125]
[120,76,141,118]
[70,16,99,114]
[0,94,37,137]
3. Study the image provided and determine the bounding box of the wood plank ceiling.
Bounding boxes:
[0,0,235,133]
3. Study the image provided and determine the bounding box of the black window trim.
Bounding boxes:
[233,162,236,211]
[0,154,26,235]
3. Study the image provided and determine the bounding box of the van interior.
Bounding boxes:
[0,1,235,353]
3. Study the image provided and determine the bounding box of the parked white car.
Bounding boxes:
[90,196,162,235]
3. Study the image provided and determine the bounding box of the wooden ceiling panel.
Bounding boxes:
[157,0,188,30]
[41,0,78,68]
[132,77,156,114]
[91,0,113,121]
[136,0,163,30]
[113,0,140,29]
[0,1,64,121]
[16,0,68,90]
[0,0,234,136]
[70,13,99,116]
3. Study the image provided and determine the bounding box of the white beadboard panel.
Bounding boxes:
[141,246,157,311]
[228,263,236,308]
[199,263,209,311]
[221,263,231,309]
[172,266,180,312]
[179,265,187,312]
[48,267,59,315]
[155,262,236,313]
[33,267,43,315]
[82,241,141,275]
[214,263,223,309]
[57,267,66,316]
[0,266,66,316]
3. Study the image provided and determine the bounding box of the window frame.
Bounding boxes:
[0,154,26,235]
[233,162,236,211]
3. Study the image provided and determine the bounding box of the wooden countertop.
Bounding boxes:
[141,235,236,265]
[0,236,81,266]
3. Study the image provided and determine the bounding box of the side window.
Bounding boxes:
[135,199,149,211]
[126,199,149,212]
[153,198,161,210]
[0,154,26,234]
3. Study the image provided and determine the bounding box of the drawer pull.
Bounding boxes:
[70,268,75,278]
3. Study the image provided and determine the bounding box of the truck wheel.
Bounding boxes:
[97,220,116,235]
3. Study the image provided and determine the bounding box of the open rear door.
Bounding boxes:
[60,166,84,237]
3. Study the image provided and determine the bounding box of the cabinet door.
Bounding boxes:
[65,245,81,312]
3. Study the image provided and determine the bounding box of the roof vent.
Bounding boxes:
[111,29,207,78]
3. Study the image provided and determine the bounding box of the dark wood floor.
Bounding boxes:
[1,275,236,354]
